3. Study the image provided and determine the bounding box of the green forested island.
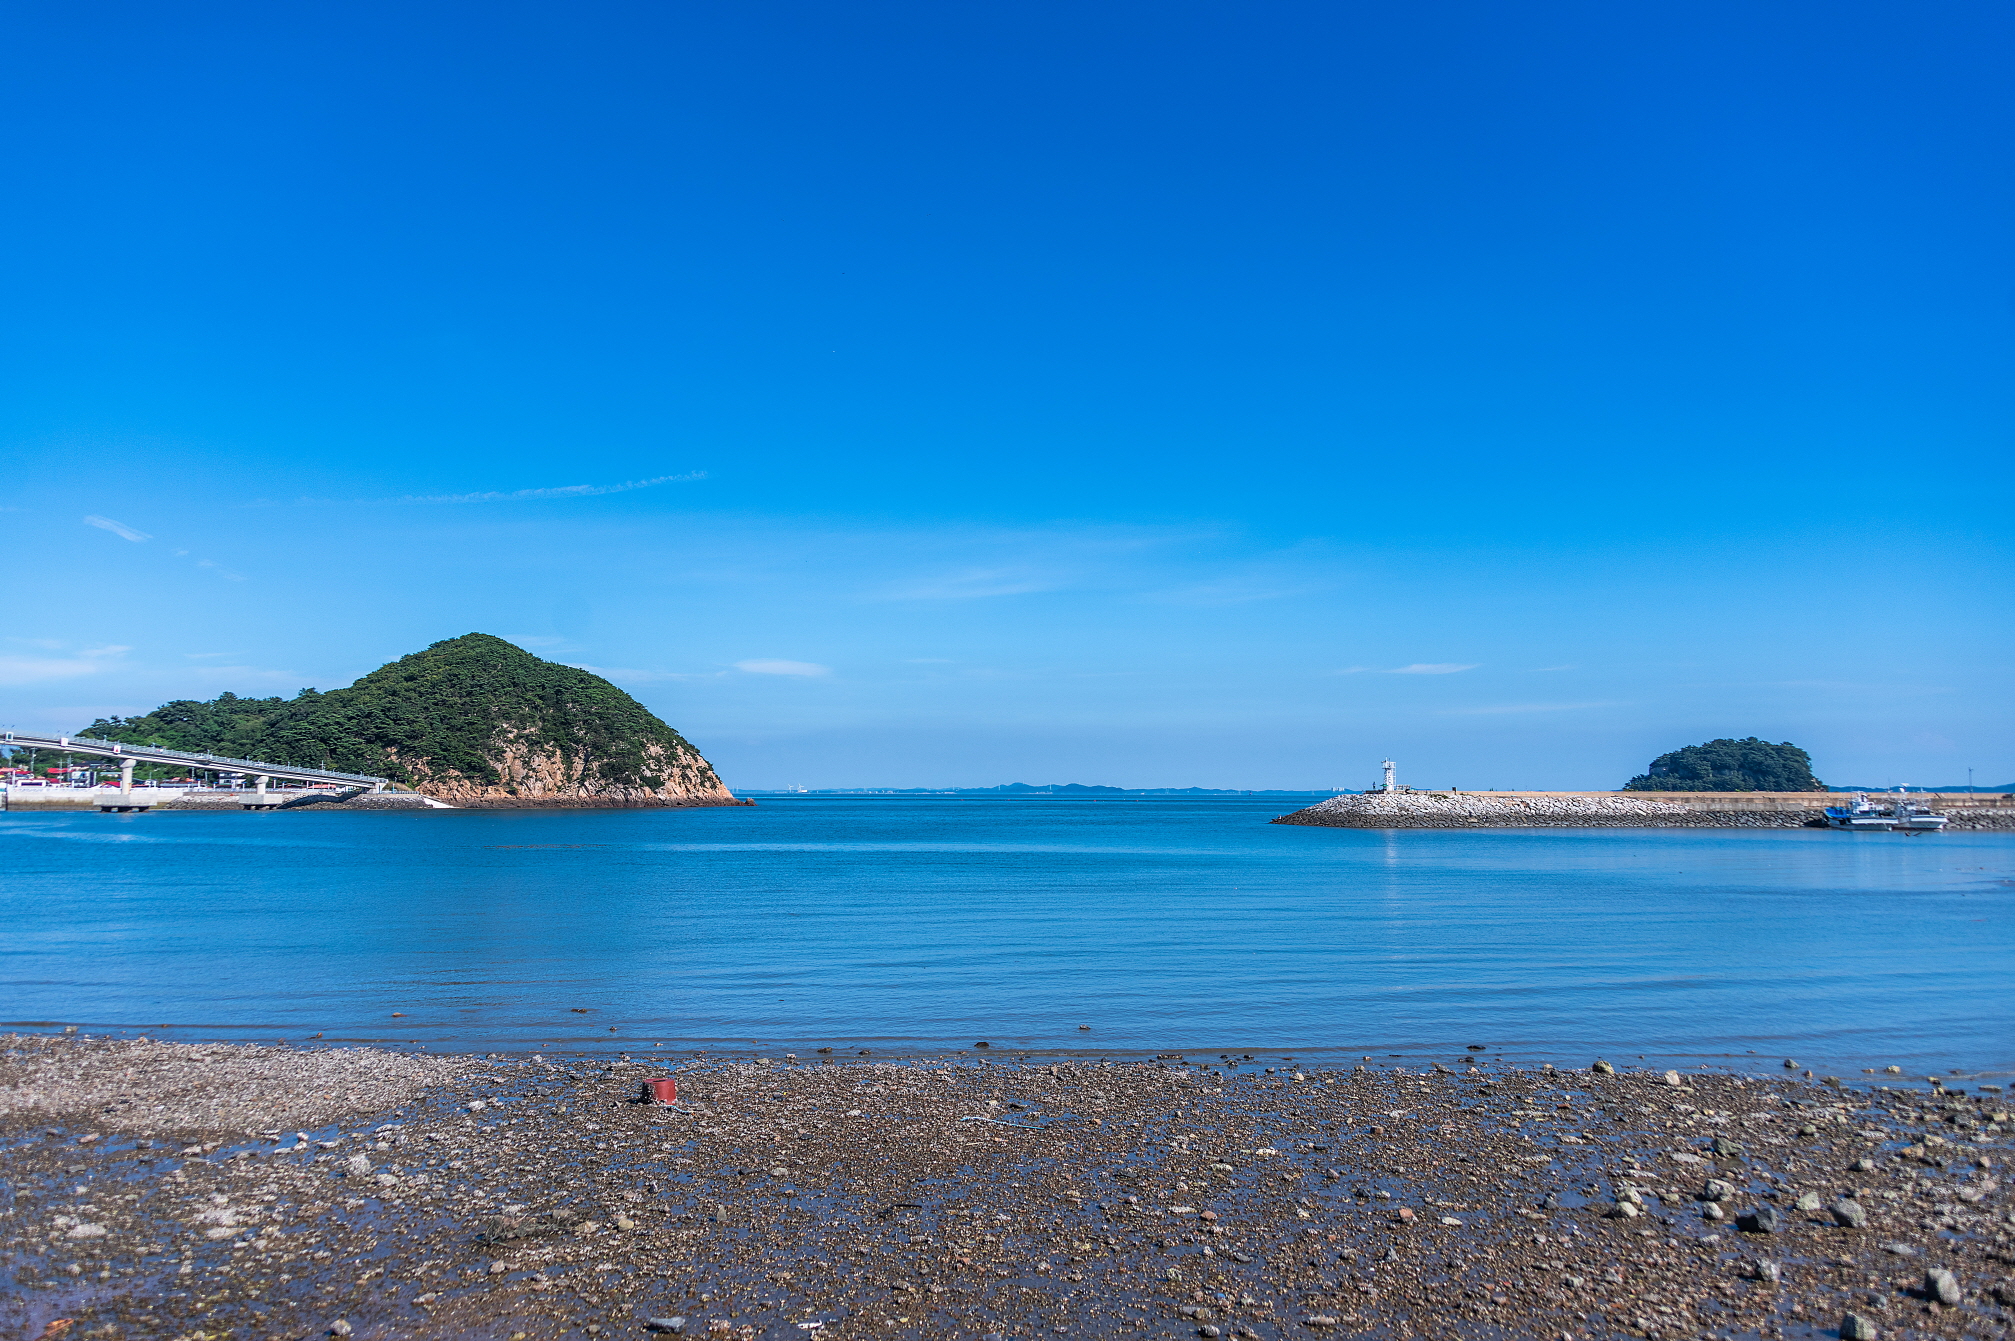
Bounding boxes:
[1622,737,1823,792]
[82,633,736,806]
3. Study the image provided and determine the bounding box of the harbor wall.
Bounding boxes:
[1273,790,2015,830]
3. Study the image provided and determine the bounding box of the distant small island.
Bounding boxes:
[1621,737,1822,792]
[80,633,741,809]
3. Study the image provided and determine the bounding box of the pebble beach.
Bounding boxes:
[4,1035,2012,1341]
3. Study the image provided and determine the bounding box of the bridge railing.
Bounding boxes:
[1,731,389,788]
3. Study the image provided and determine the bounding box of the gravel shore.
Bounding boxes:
[4,1035,2011,1341]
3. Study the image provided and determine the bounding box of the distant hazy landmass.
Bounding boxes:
[1829,784,2013,794]
[738,782,1339,796]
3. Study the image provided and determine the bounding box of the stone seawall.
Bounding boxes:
[1273,791,2015,830]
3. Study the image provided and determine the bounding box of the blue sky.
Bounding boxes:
[3,1,2009,789]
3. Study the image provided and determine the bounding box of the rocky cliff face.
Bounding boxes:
[83,633,743,809]
[384,730,736,807]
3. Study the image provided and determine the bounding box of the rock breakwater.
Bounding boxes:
[1274,791,2015,829]
[1274,791,1798,828]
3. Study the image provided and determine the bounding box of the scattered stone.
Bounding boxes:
[1794,1191,1823,1211]
[2,1032,1997,1341]
[1925,1268,1961,1306]
[1840,1311,1879,1340]
[1663,1071,1682,1087]
[644,1319,687,1334]
[1832,1200,1868,1229]
[1736,1206,1780,1234]
[1746,1260,1781,1284]
[1592,1060,1615,1075]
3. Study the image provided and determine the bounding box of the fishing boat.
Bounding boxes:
[1822,791,1949,832]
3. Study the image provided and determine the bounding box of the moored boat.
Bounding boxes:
[1823,791,1948,832]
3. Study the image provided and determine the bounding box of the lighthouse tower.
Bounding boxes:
[1380,759,1397,793]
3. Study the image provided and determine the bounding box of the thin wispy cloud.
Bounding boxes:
[0,641,132,686]
[1439,701,1617,715]
[84,515,151,542]
[569,663,724,684]
[186,663,317,686]
[297,472,706,505]
[0,656,105,686]
[1336,663,1479,675]
[1145,579,1317,607]
[85,515,245,580]
[878,567,1060,601]
[736,659,831,677]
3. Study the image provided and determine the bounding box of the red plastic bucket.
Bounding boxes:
[643,1078,678,1105]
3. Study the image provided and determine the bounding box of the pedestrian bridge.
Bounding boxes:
[0,730,390,792]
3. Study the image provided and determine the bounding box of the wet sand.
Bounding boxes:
[3,1035,2010,1341]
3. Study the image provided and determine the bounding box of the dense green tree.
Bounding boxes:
[1622,737,1823,792]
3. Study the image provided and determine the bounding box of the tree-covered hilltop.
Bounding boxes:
[85,692,299,760]
[81,634,734,804]
[1622,737,1823,792]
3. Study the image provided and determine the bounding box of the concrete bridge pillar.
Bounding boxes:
[119,758,135,799]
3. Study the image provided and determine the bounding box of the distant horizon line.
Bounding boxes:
[727,781,2015,795]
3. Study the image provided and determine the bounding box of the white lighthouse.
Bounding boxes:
[1381,759,1396,793]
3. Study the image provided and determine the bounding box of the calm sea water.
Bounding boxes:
[2,796,2010,1077]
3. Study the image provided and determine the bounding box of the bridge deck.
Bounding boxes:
[1,731,390,790]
